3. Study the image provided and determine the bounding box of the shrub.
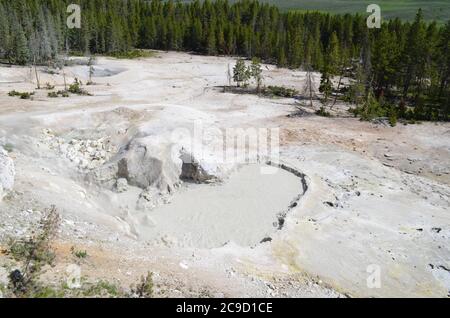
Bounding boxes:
[68,79,90,96]
[389,113,397,127]
[83,281,121,297]
[350,92,385,121]
[109,50,155,59]
[8,90,19,97]
[71,247,88,259]
[68,81,82,94]
[130,272,154,298]
[48,92,58,98]
[4,206,60,297]
[265,86,298,98]
[19,92,32,99]
[56,90,69,97]
[316,106,332,117]
[2,143,14,153]
[8,91,34,99]
[0,206,161,298]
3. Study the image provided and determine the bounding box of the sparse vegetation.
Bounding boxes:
[2,143,14,153]
[47,92,58,98]
[316,106,332,117]
[3,206,60,298]
[68,78,90,96]
[233,59,250,88]
[232,58,265,91]
[70,247,88,259]
[265,86,298,98]
[388,107,398,127]
[8,90,35,100]
[56,90,69,98]
[82,280,121,297]
[250,58,264,93]
[0,205,159,298]
[130,272,154,298]
[108,50,155,60]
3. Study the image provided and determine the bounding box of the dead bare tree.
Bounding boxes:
[62,39,69,91]
[330,58,348,110]
[225,63,232,92]
[301,63,317,108]
[33,56,40,89]
[87,56,96,85]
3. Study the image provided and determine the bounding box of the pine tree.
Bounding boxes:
[319,71,333,103]
[277,46,287,67]
[0,0,445,121]
[327,32,341,75]
[206,25,217,55]
[402,9,427,98]
[233,58,249,87]
[12,21,29,65]
[250,57,263,92]
[0,1,10,61]
[372,26,399,97]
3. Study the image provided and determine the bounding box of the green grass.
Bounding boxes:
[107,50,156,59]
[281,0,449,22]
[182,0,449,22]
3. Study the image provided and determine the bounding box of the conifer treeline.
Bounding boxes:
[0,0,448,120]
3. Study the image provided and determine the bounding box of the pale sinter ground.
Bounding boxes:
[0,51,449,298]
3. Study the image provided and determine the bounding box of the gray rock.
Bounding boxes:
[116,178,128,193]
[0,266,8,287]
[179,150,215,183]
[0,148,15,201]
[117,140,180,190]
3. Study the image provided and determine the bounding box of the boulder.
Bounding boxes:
[117,139,181,191]
[116,178,128,193]
[0,148,15,201]
[87,138,218,191]
[179,150,215,183]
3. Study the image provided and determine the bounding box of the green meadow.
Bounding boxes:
[181,0,449,22]
[268,0,449,21]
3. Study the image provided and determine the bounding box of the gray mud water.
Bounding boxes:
[135,164,303,248]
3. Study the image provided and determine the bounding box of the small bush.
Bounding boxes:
[48,92,58,98]
[4,206,61,297]
[0,206,162,298]
[19,92,32,99]
[56,90,69,97]
[130,272,154,298]
[68,81,82,94]
[109,50,155,59]
[388,111,397,127]
[83,280,121,297]
[2,143,14,153]
[8,90,19,97]
[316,106,331,117]
[265,86,298,98]
[71,247,88,259]
[8,91,34,99]
[68,79,90,96]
